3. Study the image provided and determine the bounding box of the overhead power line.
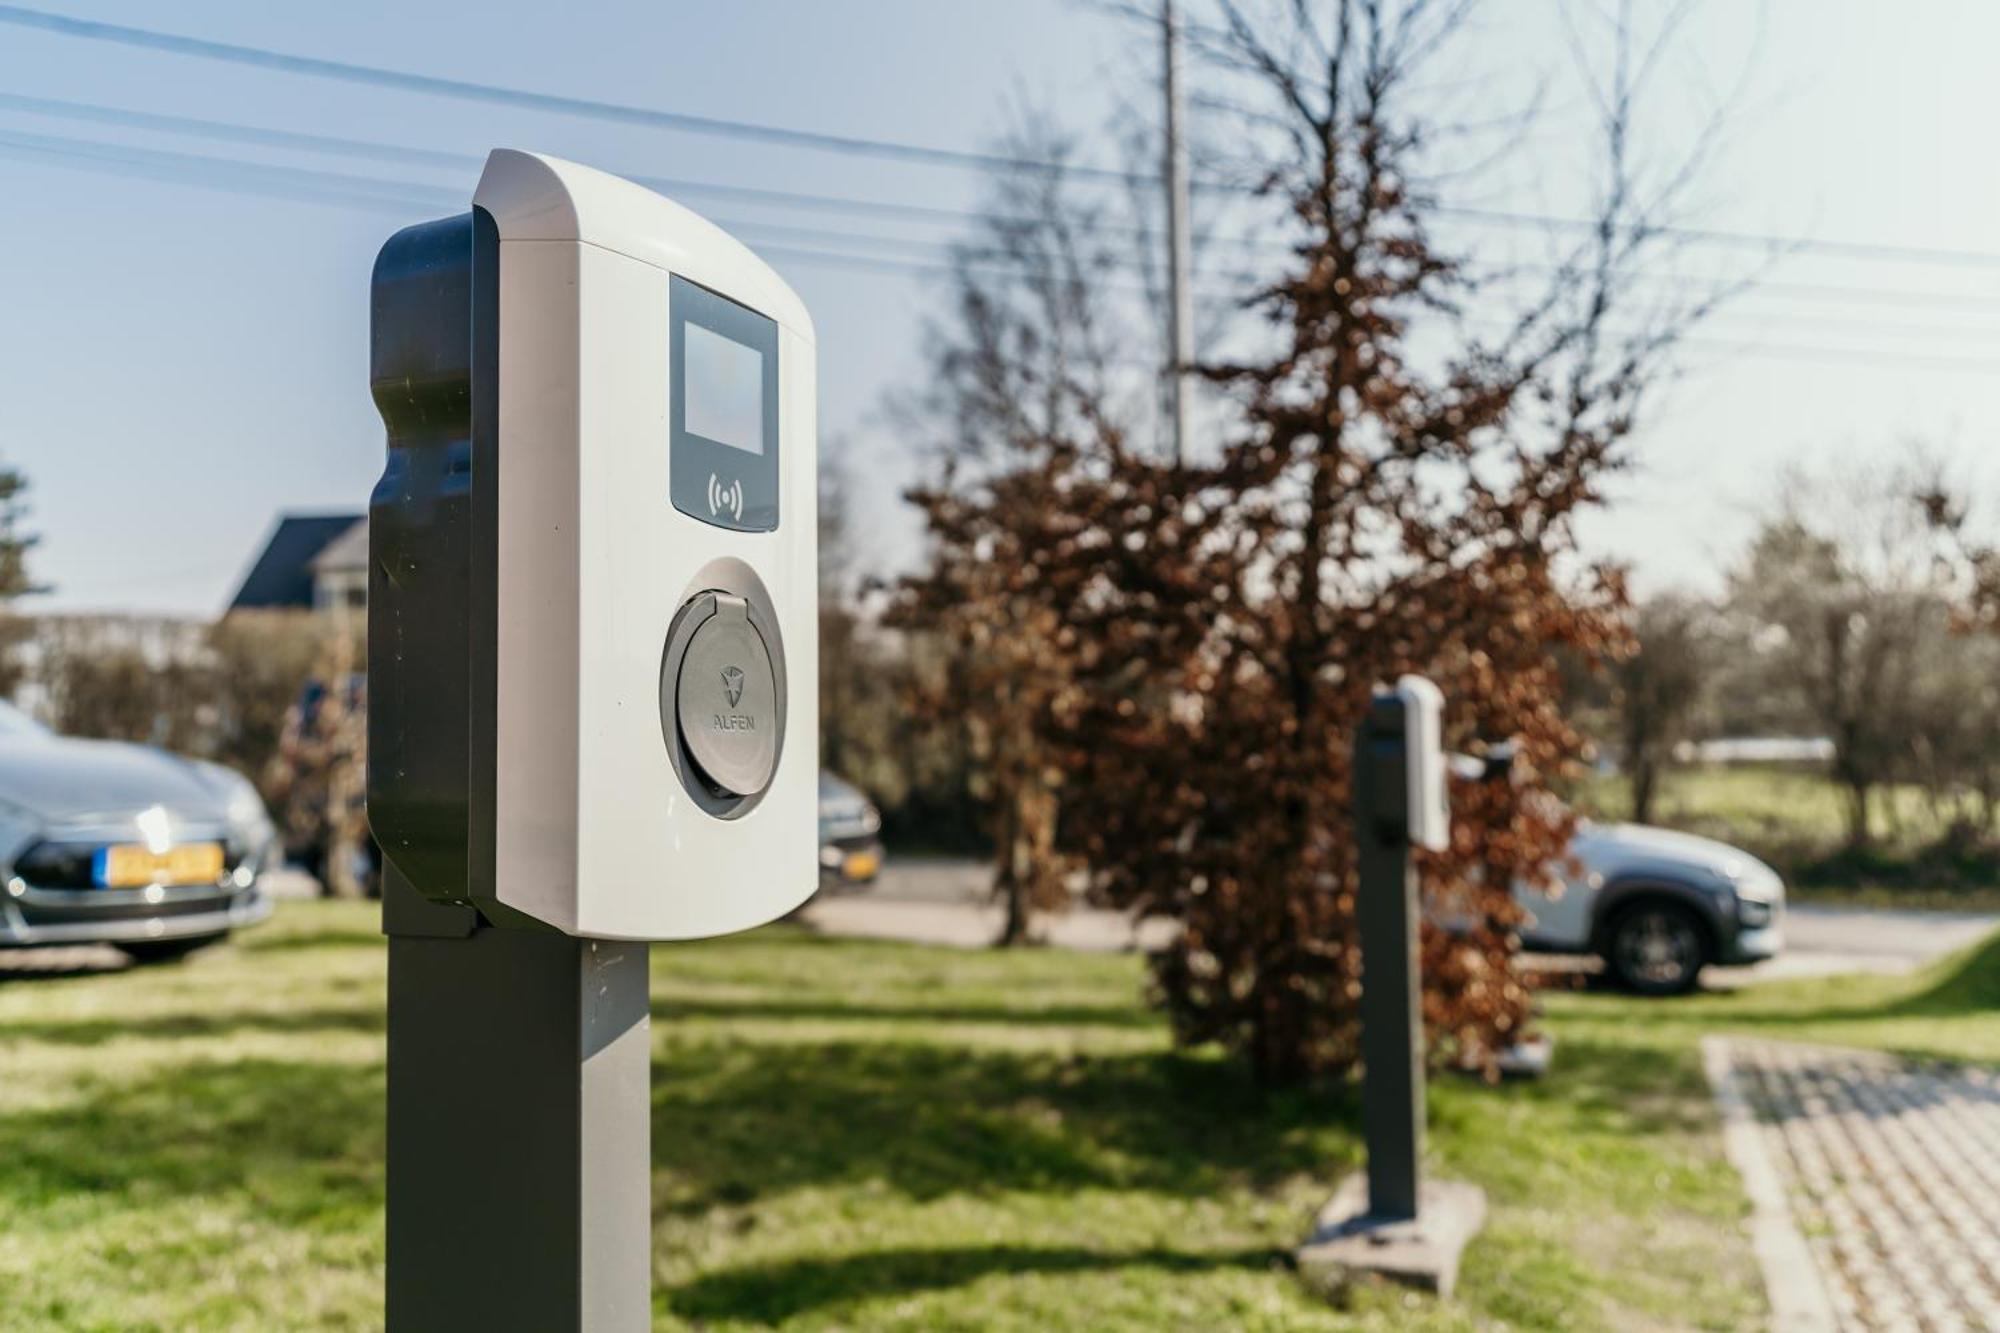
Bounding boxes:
[12,91,2000,324]
[0,92,1009,230]
[3,121,1996,377]
[0,126,454,214]
[0,3,1142,183]
[0,90,472,169]
[7,4,2000,273]
[1441,206,2000,273]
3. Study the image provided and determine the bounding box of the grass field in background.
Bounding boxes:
[1577,765,2000,908]
[6,900,1995,1330]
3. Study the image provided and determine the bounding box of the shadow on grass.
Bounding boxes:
[653,1037,1358,1211]
[668,1242,1279,1324]
[660,995,1160,1030]
[0,1057,383,1221]
[238,926,387,954]
[0,1004,384,1047]
[1466,1035,1712,1139]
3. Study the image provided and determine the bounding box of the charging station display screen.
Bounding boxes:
[670,275,780,532]
[683,324,765,456]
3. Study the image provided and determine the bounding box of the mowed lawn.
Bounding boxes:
[28,900,2000,1331]
[1580,764,1946,851]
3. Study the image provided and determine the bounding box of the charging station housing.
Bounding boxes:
[369,149,819,941]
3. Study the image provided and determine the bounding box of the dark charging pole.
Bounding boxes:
[384,877,652,1331]
[370,208,653,1332]
[1352,689,1426,1222]
[1298,676,1484,1299]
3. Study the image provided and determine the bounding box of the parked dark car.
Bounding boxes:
[0,702,275,960]
[818,771,883,888]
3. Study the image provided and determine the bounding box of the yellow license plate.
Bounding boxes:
[98,842,226,888]
[841,850,879,881]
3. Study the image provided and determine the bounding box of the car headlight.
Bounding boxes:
[1737,897,1773,928]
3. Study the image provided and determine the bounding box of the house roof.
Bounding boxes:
[309,518,370,575]
[229,514,364,610]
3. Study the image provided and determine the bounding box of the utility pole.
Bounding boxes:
[1161,0,1195,465]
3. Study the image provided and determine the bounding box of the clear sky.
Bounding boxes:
[1,0,1996,615]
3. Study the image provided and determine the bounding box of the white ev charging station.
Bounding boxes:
[369,150,817,1331]
[1395,675,1449,854]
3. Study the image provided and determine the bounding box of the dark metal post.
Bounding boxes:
[371,205,656,1332]
[1354,693,1425,1222]
[384,870,652,1332]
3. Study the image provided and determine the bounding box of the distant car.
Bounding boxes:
[818,771,883,887]
[0,702,275,961]
[1516,822,1785,995]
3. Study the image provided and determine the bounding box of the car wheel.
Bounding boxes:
[118,932,228,965]
[1603,902,1708,996]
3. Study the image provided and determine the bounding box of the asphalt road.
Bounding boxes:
[3,858,1990,986]
[810,856,1999,985]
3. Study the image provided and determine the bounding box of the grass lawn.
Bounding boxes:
[25,900,1993,1331]
[1545,916,2000,1068]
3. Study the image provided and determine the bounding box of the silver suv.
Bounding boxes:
[1516,822,1785,995]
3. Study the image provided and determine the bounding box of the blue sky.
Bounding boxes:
[2,1,1999,614]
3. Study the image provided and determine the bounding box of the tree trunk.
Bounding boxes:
[991,792,1028,947]
[1630,757,1659,825]
[1844,779,1873,849]
[997,876,1031,946]
[994,772,1060,948]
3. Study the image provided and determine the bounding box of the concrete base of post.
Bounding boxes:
[1495,1033,1554,1080]
[1295,1175,1488,1301]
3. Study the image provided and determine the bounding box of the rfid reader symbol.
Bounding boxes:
[720,665,746,708]
[707,473,744,522]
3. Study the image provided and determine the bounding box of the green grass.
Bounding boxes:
[1546,922,2000,1067]
[23,901,1999,1331]
[1578,765,1935,848]
[0,900,1772,1331]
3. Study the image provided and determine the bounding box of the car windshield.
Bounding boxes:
[0,700,50,739]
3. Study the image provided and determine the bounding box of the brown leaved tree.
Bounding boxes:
[904,0,1732,1069]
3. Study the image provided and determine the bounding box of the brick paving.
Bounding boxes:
[1715,1039,2000,1332]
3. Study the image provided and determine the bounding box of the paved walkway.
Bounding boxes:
[1707,1038,2000,1332]
[828,858,1996,983]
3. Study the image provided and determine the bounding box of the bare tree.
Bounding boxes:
[892,118,1157,944]
[1614,595,1711,823]
[1729,464,1952,848]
